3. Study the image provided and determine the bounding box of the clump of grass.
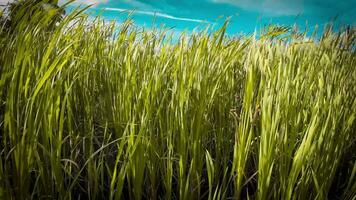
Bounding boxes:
[0,1,355,199]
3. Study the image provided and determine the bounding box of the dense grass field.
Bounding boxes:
[0,2,355,199]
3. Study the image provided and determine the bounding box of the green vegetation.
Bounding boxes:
[0,2,355,199]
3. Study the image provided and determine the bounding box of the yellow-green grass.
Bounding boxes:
[0,1,355,199]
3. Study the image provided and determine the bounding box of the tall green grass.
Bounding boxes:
[0,2,355,199]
